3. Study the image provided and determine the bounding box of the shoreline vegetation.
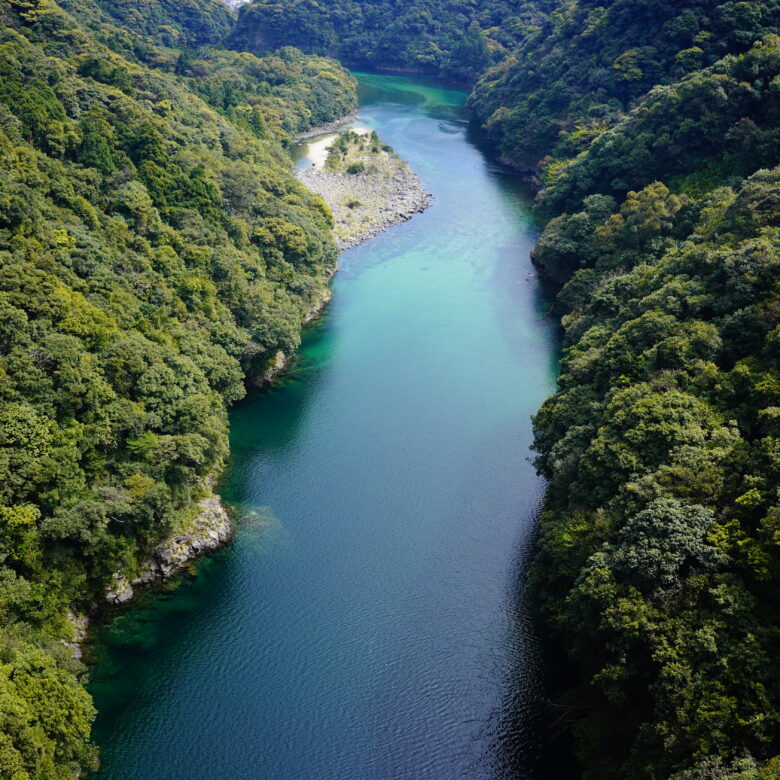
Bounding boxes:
[69,485,234,661]
[82,117,430,648]
[11,0,780,773]
[0,0,361,771]
[103,488,233,607]
[292,112,358,142]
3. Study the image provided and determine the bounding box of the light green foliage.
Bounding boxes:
[180,47,357,139]
[0,0,357,773]
[0,636,97,778]
[608,499,727,590]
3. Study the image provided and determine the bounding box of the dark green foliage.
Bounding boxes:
[445,21,491,83]
[455,0,780,774]
[536,37,780,215]
[229,0,336,58]
[0,0,356,773]
[228,0,559,83]
[468,0,780,171]
[523,30,780,775]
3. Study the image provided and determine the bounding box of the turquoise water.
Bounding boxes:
[89,73,559,779]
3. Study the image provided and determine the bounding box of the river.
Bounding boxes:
[89,73,560,779]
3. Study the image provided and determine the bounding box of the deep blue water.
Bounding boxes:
[89,73,559,779]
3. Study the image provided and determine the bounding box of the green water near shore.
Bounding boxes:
[89,73,559,779]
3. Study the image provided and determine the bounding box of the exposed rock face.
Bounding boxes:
[63,613,89,661]
[259,350,289,386]
[105,494,233,606]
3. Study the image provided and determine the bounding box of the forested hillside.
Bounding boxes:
[82,0,234,47]
[468,0,780,172]
[7,0,780,773]
[0,0,355,774]
[465,1,780,776]
[228,0,559,83]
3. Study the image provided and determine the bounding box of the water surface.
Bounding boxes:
[90,73,559,779]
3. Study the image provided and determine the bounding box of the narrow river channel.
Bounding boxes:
[89,73,559,779]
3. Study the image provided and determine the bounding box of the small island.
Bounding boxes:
[297,129,431,249]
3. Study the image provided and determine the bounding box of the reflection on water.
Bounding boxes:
[89,73,563,779]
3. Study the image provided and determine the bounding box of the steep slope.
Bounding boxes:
[9,0,780,774]
[461,1,780,776]
[228,0,559,83]
[0,0,355,774]
[468,0,780,173]
[512,26,780,780]
[90,0,234,47]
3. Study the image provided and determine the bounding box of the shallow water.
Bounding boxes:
[89,73,559,780]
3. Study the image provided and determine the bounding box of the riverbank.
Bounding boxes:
[293,112,358,142]
[85,97,433,730]
[64,485,234,661]
[84,122,355,627]
[89,73,559,779]
[297,129,431,249]
[105,491,234,607]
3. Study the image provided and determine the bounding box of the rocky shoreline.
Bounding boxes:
[66,488,234,659]
[92,274,335,622]
[293,112,358,142]
[105,493,234,606]
[296,129,431,250]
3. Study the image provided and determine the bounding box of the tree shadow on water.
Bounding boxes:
[486,529,581,780]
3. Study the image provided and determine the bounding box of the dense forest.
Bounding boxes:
[8,0,780,774]
[0,0,355,774]
[467,1,780,778]
[227,0,559,83]
[468,0,780,172]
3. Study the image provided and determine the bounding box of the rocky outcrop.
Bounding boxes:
[105,494,233,606]
[297,130,431,250]
[63,613,89,661]
[299,166,431,250]
[293,112,359,142]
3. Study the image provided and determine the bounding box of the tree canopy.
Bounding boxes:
[0,0,356,773]
[498,9,780,775]
[228,0,559,83]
